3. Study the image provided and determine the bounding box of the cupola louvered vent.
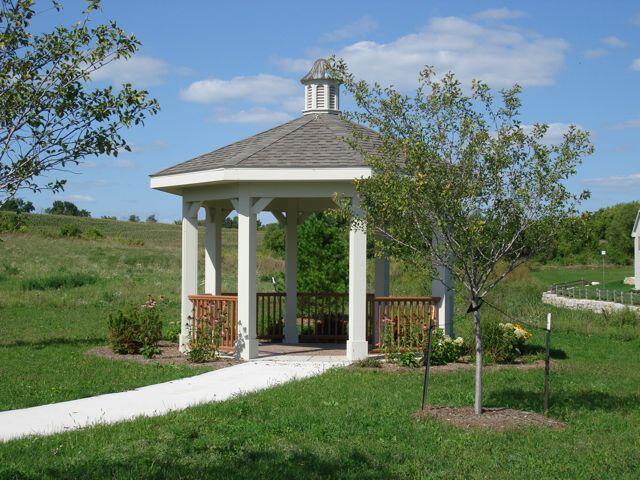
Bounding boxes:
[300,58,340,115]
[316,84,325,109]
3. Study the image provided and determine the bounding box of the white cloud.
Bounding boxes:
[582,173,640,190]
[113,158,135,169]
[610,118,640,130]
[631,58,640,71]
[522,122,581,145]
[64,194,95,203]
[320,15,378,42]
[472,8,527,21]
[208,107,293,124]
[584,48,608,59]
[334,16,568,89]
[180,74,298,104]
[91,56,169,87]
[272,56,313,74]
[602,36,627,48]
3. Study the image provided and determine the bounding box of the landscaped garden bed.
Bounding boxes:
[86,341,240,370]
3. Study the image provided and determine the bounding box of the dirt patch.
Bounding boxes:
[354,358,549,373]
[86,341,240,370]
[414,406,566,431]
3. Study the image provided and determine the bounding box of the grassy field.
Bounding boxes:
[1,213,639,478]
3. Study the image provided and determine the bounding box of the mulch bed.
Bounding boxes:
[86,341,240,370]
[414,406,566,431]
[354,358,550,373]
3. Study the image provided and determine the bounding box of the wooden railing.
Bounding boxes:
[189,293,439,352]
[372,296,439,351]
[188,294,238,352]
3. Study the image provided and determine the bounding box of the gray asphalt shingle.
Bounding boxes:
[151,113,380,177]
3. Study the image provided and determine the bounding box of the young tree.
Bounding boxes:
[145,214,157,223]
[128,214,140,222]
[334,62,593,414]
[45,200,89,217]
[0,0,159,206]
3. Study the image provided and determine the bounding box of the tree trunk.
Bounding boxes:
[472,296,483,415]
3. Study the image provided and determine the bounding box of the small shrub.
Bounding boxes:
[430,329,465,366]
[21,272,97,291]
[396,351,421,368]
[356,357,382,368]
[0,212,27,233]
[107,296,163,355]
[84,227,103,239]
[481,321,531,364]
[164,320,181,343]
[187,311,226,363]
[59,224,82,237]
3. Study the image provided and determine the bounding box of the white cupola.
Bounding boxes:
[300,58,340,115]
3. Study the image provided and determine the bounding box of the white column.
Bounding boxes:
[204,207,222,295]
[180,200,199,353]
[432,262,454,336]
[635,236,640,290]
[347,198,368,361]
[236,195,259,360]
[374,256,390,344]
[284,199,299,343]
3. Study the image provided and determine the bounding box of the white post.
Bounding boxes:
[347,197,368,361]
[180,200,200,353]
[204,207,222,295]
[374,255,390,344]
[635,235,640,290]
[432,262,454,336]
[236,195,259,360]
[284,199,299,343]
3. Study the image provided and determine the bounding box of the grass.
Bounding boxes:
[1,212,639,478]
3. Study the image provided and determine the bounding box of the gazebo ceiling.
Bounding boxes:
[151,113,380,178]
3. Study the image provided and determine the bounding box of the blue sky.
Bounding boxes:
[23,0,640,222]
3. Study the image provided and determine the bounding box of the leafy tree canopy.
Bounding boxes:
[333,60,593,414]
[0,197,34,213]
[45,200,89,217]
[0,0,159,206]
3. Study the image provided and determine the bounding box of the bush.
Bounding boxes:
[0,212,27,233]
[355,357,382,368]
[481,321,531,364]
[59,224,82,237]
[430,329,465,366]
[396,351,421,368]
[107,296,163,356]
[84,227,103,239]
[21,272,97,290]
[164,320,181,343]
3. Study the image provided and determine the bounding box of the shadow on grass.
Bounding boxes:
[0,337,103,348]
[1,447,393,480]
[524,344,568,359]
[488,388,640,413]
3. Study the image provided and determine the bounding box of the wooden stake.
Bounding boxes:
[421,321,435,410]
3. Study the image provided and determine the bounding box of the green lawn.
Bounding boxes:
[531,264,634,291]
[1,213,639,478]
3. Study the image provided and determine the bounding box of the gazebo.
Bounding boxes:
[150,59,453,360]
[633,209,640,290]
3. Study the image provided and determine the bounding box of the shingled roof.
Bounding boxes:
[151,113,381,177]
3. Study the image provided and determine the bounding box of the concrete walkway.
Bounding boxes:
[0,359,347,443]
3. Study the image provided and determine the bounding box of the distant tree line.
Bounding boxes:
[537,201,640,265]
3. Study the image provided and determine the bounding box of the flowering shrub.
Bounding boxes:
[187,307,227,363]
[482,321,532,363]
[107,295,163,358]
[430,330,465,366]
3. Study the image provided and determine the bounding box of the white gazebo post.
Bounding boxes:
[432,262,454,336]
[180,199,200,352]
[284,199,299,343]
[347,197,369,360]
[204,206,222,295]
[633,209,640,290]
[236,196,259,360]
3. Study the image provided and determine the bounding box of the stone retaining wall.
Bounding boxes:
[541,292,640,314]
